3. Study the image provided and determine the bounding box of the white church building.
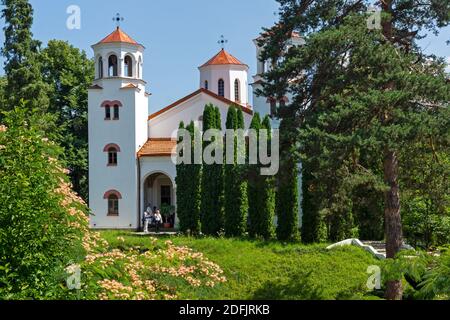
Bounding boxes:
[88,26,303,230]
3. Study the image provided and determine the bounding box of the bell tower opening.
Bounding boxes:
[108,55,118,77]
[124,55,133,77]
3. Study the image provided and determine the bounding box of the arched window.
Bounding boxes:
[104,144,121,166]
[124,55,133,77]
[205,80,208,90]
[108,147,118,166]
[234,79,240,102]
[218,79,225,97]
[108,194,119,216]
[108,55,118,77]
[113,104,120,120]
[102,100,122,120]
[104,104,111,120]
[104,190,122,216]
[98,57,103,78]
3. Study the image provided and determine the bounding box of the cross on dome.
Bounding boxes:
[113,13,124,28]
[218,35,228,49]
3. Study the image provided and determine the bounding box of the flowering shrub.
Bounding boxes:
[75,236,226,300]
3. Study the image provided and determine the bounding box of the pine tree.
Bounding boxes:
[224,107,248,237]
[1,0,50,115]
[200,104,224,235]
[259,0,450,299]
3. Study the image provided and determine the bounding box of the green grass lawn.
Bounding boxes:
[101,231,381,300]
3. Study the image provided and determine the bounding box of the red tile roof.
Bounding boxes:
[138,138,177,157]
[200,49,247,68]
[120,83,140,91]
[98,27,139,45]
[148,88,253,121]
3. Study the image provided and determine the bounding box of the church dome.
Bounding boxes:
[97,27,140,46]
[200,49,247,68]
[198,48,249,105]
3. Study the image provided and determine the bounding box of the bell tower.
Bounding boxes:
[199,36,250,107]
[88,17,149,229]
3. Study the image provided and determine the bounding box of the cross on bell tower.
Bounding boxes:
[218,35,228,49]
[113,13,124,28]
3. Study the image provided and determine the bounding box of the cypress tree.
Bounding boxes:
[258,116,276,240]
[176,121,202,234]
[247,113,261,238]
[276,118,300,242]
[200,104,224,235]
[176,122,187,231]
[224,107,248,237]
[301,170,327,243]
[248,114,277,240]
[185,121,202,234]
[214,106,222,130]
[236,107,245,129]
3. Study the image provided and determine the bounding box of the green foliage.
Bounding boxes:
[176,121,202,234]
[102,231,380,300]
[0,76,6,109]
[417,248,450,299]
[0,105,87,299]
[382,247,450,300]
[248,114,276,240]
[200,104,224,235]
[401,142,450,248]
[224,107,248,237]
[40,40,94,200]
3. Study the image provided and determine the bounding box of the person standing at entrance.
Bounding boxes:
[143,210,151,233]
[154,210,162,233]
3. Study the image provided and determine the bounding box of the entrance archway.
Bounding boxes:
[143,172,175,228]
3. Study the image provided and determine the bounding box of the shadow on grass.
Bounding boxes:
[252,271,325,300]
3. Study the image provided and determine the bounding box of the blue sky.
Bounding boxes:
[0,0,448,110]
